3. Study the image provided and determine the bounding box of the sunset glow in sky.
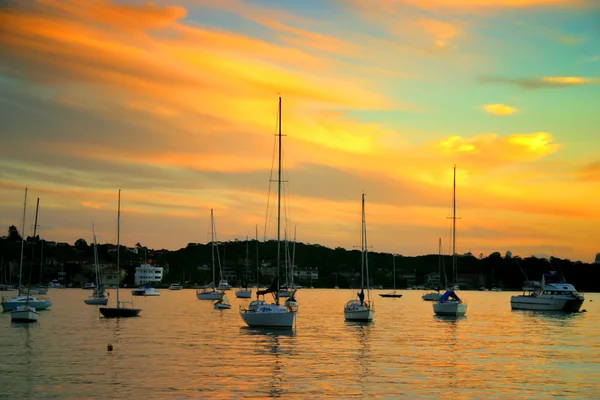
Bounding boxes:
[0,0,599,261]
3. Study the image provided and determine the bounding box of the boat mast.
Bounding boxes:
[291,225,296,290]
[26,198,40,304]
[18,187,27,290]
[255,224,259,288]
[361,193,365,291]
[276,96,282,304]
[116,189,121,306]
[452,165,457,286]
[363,194,371,302]
[245,235,249,289]
[92,223,100,290]
[210,209,216,290]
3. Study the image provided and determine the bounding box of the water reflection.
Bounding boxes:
[240,327,295,398]
[345,321,373,397]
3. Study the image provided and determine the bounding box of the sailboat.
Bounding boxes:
[344,193,374,322]
[422,238,444,301]
[196,209,224,300]
[239,96,297,329]
[380,255,402,298]
[84,224,108,305]
[433,166,467,317]
[99,190,141,318]
[11,197,42,323]
[2,188,52,312]
[235,236,252,298]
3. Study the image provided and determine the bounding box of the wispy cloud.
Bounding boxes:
[478,75,599,89]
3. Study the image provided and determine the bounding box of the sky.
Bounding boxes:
[0,0,599,262]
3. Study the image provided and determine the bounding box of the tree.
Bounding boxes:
[7,225,21,241]
[74,238,88,249]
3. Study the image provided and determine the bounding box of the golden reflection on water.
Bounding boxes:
[0,289,599,399]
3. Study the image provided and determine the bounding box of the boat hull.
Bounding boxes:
[235,289,252,298]
[2,299,51,312]
[433,301,467,316]
[11,306,40,322]
[196,291,222,300]
[422,293,441,301]
[168,285,183,290]
[84,298,109,305]
[240,305,296,328]
[99,307,141,318]
[379,293,402,298]
[344,307,374,322]
[278,290,296,298]
[510,295,584,312]
[214,303,231,309]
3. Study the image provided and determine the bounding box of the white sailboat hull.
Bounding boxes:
[510,295,584,312]
[235,289,252,298]
[196,291,222,300]
[344,305,374,322]
[11,306,40,322]
[240,304,296,328]
[1,297,51,312]
[214,302,231,309]
[84,298,109,305]
[433,301,467,316]
[278,289,296,298]
[422,292,442,301]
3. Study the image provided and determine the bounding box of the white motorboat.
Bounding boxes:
[132,285,160,296]
[196,289,222,300]
[344,193,374,322]
[11,305,39,323]
[169,283,183,290]
[83,282,96,290]
[239,97,296,329]
[510,272,584,312]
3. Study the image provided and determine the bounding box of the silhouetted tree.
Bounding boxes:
[74,238,88,249]
[7,225,21,241]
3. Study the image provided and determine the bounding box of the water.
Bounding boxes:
[1,289,599,399]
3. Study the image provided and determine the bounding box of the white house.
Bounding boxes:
[134,262,164,286]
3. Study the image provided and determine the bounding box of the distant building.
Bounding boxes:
[134,262,163,286]
[595,253,600,264]
[293,268,319,280]
[425,272,440,288]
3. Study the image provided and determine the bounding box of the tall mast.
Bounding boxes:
[211,209,215,290]
[116,189,121,306]
[276,96,282,304]
[361,193,365,290]
[18,187,28,289]
[245,235,249,288]
[438,237,442,288]
[26,197,40,303]
[255,224,259,288]
[363,194,371,302]
[452,165,457,285]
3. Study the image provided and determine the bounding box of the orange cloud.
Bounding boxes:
[483,104,518,115]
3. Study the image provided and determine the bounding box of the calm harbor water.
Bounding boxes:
[1,289,599,399]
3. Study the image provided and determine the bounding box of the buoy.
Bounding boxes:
[107,343,113,351]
